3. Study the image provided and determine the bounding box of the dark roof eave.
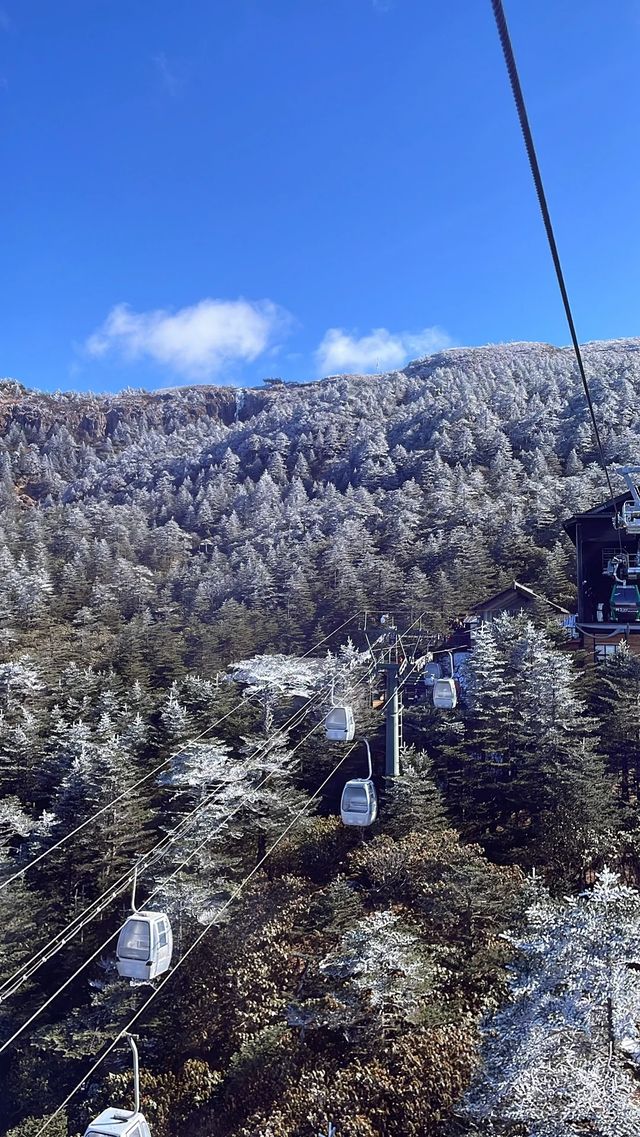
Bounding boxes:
[466,581,570,617]
[564,493,629,542]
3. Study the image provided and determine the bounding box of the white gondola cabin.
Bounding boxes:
[325,705,355,742]
[84,1109,151,1137]
[116,911,173,981]
[340,738,377,827]
[340,777,378,827]
[433,678,457,710]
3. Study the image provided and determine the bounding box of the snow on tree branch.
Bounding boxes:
[465,868,640,1136]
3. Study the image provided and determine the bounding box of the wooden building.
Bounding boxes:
[467,581,569,624]
[564,494,640,660]
[446,581,570,651]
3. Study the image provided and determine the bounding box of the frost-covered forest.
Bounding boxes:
[3,340,640,1136]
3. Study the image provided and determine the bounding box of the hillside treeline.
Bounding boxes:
[3,338,640,672]
[3,620,640,1136]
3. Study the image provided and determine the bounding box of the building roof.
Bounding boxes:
[563,493,628,543]
[466,580,571,617]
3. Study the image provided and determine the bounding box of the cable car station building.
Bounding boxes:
[564,482,640,660]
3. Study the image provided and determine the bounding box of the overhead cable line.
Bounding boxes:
[490,0,618,508]
[0,705,248,896]
[32,740,358,1137]
[0,611,362,895]
[4,639,424,1056]
[0,675,365,1053]
[3,611,418,1008]
[0,609,366,993]
[32,641,428,1137]
[0,678,337,1003]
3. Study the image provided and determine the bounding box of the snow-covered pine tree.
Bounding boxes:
[441,615,616,878]
[289,910,438,1041]
[383,745,449,838]
[465,868,640,1137]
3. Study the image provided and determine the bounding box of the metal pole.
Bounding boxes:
[130,863,138,913]
[126,1034,140,1115]
[359,738,373,779]
[384,663,400,778]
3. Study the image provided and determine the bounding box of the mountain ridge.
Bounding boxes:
[3,335,640,412]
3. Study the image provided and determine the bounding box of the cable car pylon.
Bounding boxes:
[364,613,429,777]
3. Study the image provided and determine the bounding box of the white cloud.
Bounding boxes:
[85,298,292,380]
[315,324,453,375]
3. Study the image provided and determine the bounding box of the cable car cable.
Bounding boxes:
[27,635,426,1132]
[0,703,248,896]
[0,611,363,895]
[1,621,375,1007]
[0,690,331,1003]
[25,639,422,1016]
[0,681,368,1053]
[5,620,421,1072]
[32,740,359,1137]
[490,0,618,509]
[33,644,427,1137]
[0,674,345,1004]
[1,644,389,1039]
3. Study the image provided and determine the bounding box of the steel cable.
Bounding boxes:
[490,0,618,508]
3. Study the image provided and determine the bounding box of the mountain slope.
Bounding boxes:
[1,338,639,671]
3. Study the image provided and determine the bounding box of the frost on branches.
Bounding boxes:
[230,653,326,700]
[314,910,437,1034]
[230,642,367,702]
[465,868,640,1136]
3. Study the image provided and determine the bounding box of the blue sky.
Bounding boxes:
[2,0,640,393]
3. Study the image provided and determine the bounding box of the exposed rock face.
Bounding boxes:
[5,335,640,454]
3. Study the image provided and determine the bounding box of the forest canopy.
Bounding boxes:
[1,340,640,1135]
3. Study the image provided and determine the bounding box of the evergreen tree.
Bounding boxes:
[383,745,449,838]
[466,869,640,1137]
[310,911,437,1038]
[437,616,617,880]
